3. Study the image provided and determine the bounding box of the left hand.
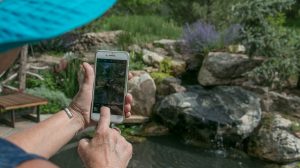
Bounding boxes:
[71,62,133,128]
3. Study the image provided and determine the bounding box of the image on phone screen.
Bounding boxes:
[93,59,127,116]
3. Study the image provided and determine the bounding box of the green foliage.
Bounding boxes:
[159,58,172,74]
[26,71,57,90]
[163,0,241,27]
[290,123,300,132]
[113,0,162,14]
[129,51,146,70]
[233,0,295,57]
[150,72,173,84]
[26,86,71,114]
[56,57,82,98]
[81,15,181,45]
[117,32,135,50]
[234,0,300,89]
[249,56,299,89]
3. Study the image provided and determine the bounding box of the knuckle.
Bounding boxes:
[126,142,133,153]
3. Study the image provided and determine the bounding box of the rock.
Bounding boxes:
[128,44,142,54]
[198,52,264,86]
[248,114,300,163]
[268,92,300,117]
[228,44,246,53]
[124,115,150,124]
[155,86,261,145]
[70,31,123,52]
[142,49,165,67]
[140,122,169,136]
[128,71,156,116]
[171,59,186,76]
[157,77,186,96]
[153,39,184,59]
[152,47,169,57]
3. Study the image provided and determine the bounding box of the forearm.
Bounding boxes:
[6,110,84,158]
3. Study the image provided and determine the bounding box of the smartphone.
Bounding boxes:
[91,50,129,123]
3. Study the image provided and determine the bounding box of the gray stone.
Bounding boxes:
[266,92,300,118]
[248,114,300,163]
[157,77,186,96]
[155,86,261,144]
[198,52,264,86]
[128,44,142,54]
[153,39,184,59]
[171,59,186,76]
[128,71,156,116]
[140,122,169,136]
[142,49,165,68]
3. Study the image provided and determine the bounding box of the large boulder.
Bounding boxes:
[154,86,261,146]
[128,71,156,116]
[198,52,264,86]
[248,114,300,163]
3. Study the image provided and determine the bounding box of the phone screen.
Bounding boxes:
[93,58,127,116]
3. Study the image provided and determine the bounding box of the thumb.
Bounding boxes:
[78,138,90,154]
[81,62,95,90]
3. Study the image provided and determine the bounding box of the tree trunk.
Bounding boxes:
[19,45,28,91]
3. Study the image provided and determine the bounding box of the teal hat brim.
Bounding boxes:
[0,0,116,52]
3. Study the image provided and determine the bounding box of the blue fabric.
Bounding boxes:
[0,138,46,168]
[0,0,116,53]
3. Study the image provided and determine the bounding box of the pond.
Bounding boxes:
[50,135,269,168]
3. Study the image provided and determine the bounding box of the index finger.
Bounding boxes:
[97,106,111,132]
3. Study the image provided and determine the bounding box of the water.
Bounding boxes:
[50,135,268,168]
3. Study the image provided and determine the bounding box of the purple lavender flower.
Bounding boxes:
[182,21,220,54]
[182,21,242,55]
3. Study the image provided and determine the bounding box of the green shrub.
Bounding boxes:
[162,0,242,27]
[129,51,146,70]
[55,55,82,98]
[26,86,71,114]
[233,0,300,89]
[159,58,172,74]
[80,15,182,45]
[113,0,162,14]
[233,0,295,57]
[150,72,173,84]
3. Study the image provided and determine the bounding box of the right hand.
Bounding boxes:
[77,107,133,168]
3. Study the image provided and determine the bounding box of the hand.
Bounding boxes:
[78,107,133,168]
[71,62,133,128]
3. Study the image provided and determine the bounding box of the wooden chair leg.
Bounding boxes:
[23,106,40,123]
[10,110,15,128]
[36,106,40,122]
[0,110,15,128]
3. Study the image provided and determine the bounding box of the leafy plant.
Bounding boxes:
[233,0,300,89]
[233,0,295,57]
[26,86,71,114]
[129,51,146,70]
[55,54,82,98]
[150,72,173,84]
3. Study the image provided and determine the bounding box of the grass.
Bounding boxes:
[80,15,182,45]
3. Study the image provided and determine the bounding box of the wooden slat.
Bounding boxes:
[0,93,48,110]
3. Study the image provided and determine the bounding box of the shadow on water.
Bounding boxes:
[50,135,268,168]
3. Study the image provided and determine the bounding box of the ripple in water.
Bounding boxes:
[51,135,268,168]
